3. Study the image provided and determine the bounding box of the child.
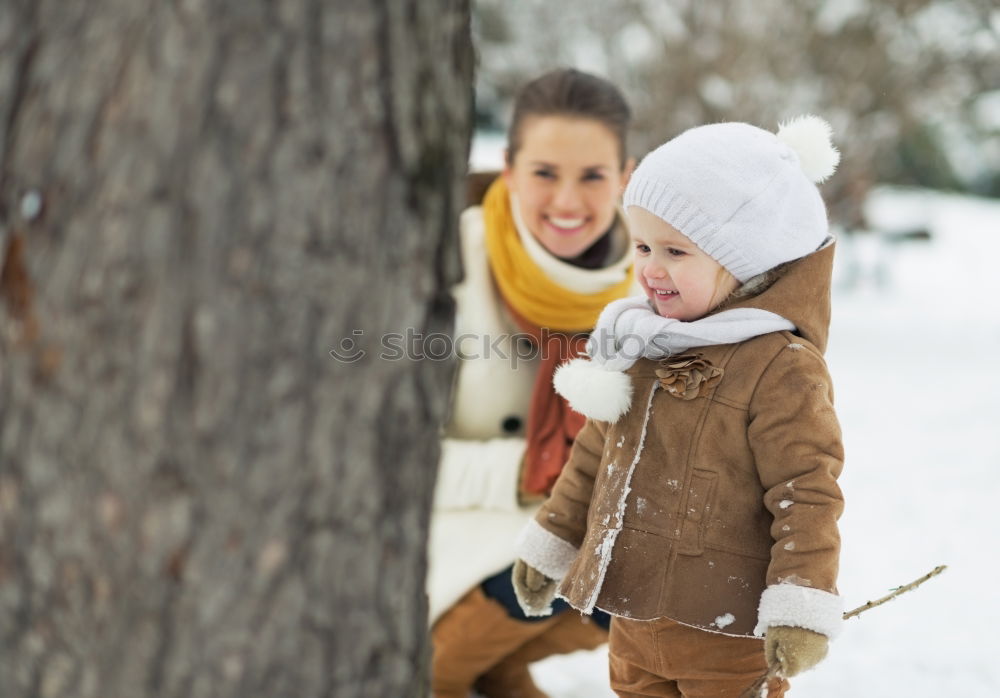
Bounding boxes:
[512,116,846,697]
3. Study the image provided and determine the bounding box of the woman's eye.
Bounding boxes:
[582,172,605,182]
[533,170,555,179]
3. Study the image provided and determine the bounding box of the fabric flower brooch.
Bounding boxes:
[655,354,723,400]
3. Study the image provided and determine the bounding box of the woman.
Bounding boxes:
[428,68,636,698]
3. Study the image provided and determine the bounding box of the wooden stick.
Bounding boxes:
[843,565,947,620]
[743,565,948,697]
[741,668,782,698]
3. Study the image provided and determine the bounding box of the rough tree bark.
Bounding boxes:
[0,1,471,697]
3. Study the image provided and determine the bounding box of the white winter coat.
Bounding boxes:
[426,201,632,625]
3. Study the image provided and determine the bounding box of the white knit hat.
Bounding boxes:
[622,115,839,283]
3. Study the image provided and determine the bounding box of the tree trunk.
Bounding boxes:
[0,2,471,697]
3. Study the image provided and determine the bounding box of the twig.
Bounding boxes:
[740,667,782,698]
[742,565,948,697]
[843,565,947,620]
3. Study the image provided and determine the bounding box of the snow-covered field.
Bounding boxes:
[530,188,1000,697]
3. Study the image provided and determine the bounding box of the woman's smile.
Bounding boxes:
[545,214,590,235]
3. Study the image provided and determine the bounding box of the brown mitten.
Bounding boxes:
[765,625,829,677]
[512,558,557,617]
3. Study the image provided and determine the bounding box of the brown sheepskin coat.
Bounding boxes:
[518,244,845,638]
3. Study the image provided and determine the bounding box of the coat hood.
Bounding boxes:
[719,239,835,354]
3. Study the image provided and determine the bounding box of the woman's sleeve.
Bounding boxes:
[748,342,846,639]
[433,437,526,513]
[515,418,607,581]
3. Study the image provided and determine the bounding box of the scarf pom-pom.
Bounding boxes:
[553,358,633,423]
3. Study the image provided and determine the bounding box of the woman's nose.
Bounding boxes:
[551,181,583,212]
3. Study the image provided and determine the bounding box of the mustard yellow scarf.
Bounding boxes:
[483,177,632,333]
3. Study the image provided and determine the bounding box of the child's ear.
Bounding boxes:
[620,156,637,195]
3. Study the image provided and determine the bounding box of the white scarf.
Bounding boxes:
[555,296,794,422]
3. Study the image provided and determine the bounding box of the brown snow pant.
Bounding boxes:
[609,615,789,697]
[431,586,607,698]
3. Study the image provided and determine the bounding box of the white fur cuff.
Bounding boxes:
[515,519,579,581]
[754,584,844,639]
[553,358,633,423]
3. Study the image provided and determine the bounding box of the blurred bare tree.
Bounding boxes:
[474,0,1000,228]
[0,1,471,697]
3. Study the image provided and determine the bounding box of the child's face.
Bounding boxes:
[627,207,739,321]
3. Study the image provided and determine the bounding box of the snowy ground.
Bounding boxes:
[530,188,1000,697]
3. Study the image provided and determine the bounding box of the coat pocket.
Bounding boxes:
[676,469,718,556]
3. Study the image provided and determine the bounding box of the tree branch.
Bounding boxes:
[843,565,947,620]
[743,565,949,698]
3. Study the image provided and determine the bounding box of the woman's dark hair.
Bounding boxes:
[506,68,631,168]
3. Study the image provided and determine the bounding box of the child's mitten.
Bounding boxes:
[511,558,557,617]
[765,625,829,677]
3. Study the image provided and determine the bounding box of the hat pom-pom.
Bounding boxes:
[553,358,633,423]
[776,115,840,183]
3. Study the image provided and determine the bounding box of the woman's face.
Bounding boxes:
[504,116,632,260]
